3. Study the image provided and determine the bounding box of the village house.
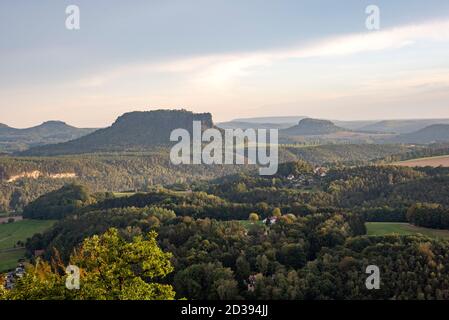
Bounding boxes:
[314,166,328,177]
[262,216,279,225]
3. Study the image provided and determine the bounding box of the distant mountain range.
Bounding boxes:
[221,117,449,134]
[230,116,307,124]
[21,110,214,156]
[3,111,449,156]
[0,121,96,153]
[217,121,293,130]
[357,119,449,134]
[278,118,449,145]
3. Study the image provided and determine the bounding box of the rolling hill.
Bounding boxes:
[391,124,449,144]
[0,121,96,153]
[0,124,16,135]
[360,119,449,134]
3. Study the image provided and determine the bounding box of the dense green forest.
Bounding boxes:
[2,136,449,300]
[0,151,249,212]
[22,184,97,220]
[379,143,449,163]
[0,143,418,212]
[406,203,449,229]
[1,152,445,299]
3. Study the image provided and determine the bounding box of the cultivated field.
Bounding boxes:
[0,249,25,272]
[0,219,55,271]
[366,222,449,240]
[395,155,449,167]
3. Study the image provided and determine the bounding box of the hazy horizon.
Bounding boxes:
[1,1,449,127]
[4,111,449,130]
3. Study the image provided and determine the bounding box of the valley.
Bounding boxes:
[2,110,449,300]
[3,0,449,303]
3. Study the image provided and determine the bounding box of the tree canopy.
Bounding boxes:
[2,228,175,300]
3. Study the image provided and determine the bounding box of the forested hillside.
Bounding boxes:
[0,152,249,212]
[18,158,449,299]
[21,110,214,156]
[0,143,413,212]
[391,124,449,144]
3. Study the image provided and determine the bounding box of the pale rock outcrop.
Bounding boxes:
[6,171,77,182]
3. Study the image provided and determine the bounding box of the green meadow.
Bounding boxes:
[366,222,449,240]
[0,219,55,271]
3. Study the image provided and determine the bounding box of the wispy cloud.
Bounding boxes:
[76,18,449,88]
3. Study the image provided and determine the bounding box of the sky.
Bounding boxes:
[1,0,449,128]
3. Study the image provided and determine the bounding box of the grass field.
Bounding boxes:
[394,155,449,167]
[366,222,449,240]
[0,249,25,272]
[113,192,137,198]
[238,220,264,229]
[0,219,56,272]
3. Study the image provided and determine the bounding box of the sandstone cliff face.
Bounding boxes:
[7,170,41,182]
[6,171,77,182]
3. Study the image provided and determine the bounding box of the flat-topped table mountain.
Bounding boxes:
[20,110,214,156]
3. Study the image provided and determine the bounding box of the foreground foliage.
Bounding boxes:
[1,228,175,300]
